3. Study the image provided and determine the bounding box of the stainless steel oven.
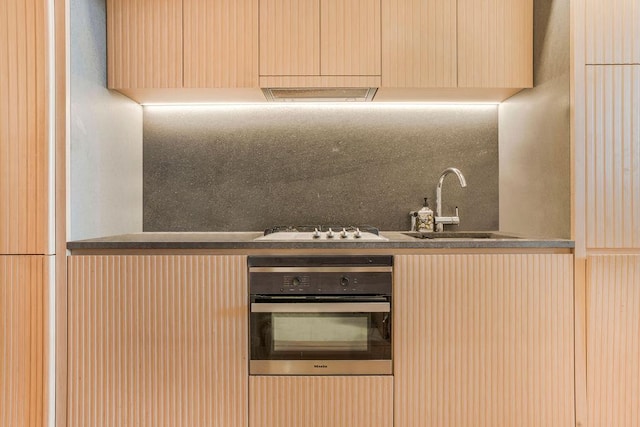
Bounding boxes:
[249,256,393,375]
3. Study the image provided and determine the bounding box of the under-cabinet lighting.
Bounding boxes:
[142,102,499,113]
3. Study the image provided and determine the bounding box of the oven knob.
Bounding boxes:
[340,276,349,287]
[292,277,301,286]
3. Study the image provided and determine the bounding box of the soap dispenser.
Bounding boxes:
[416,198,434,232]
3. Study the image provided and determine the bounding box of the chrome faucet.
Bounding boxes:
[435,167,467,232]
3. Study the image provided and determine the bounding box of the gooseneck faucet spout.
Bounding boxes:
[435,167,467,232]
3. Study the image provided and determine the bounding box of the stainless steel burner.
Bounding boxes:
[256,225,387,242]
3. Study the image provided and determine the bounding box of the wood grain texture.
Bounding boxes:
[259,75,381,87]
[0,0,49,254]
[585,65,640,249]
[107,0,182,89]
[321,0,381,76]
[585,0,640,65]
[249,376,392,427]
[184,0,258,88]
[587,255,640,427]
[0,256,47,427]
[259,0,320,76]
[394,254,575,427]
[457,0,533,88]
[67,255,248,427]
[381,0,456,87]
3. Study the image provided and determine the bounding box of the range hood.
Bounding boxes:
[262,87,377,102]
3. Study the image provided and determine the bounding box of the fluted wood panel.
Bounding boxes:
[457,0,533,88]
[586,0,640,64]
[259,0,320,76]
[184,0,258,88]
[381,0,456,87]
[107,0,182,89]
[585,66,640,249]
[259,75,381,87]
[0,256,47,427]
[320,0,381,76]
[394,254,574,427]
[249,376,392,427]
[67,255,248,427]
[587,255,640,427]
[0,0,49,254]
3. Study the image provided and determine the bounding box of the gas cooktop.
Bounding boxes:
[254,225,388,242]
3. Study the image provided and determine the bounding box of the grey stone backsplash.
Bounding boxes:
[143,104,498,232]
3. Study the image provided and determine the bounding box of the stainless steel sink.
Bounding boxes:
[402,231,521,239]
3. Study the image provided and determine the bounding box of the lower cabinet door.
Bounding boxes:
[587,255,640,427]
[394,254,575,427]
[249,376,393,427]
[67,255,248,427]
[0,255,48,427]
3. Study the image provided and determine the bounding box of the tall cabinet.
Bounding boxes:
[579,0,640,425]
[0,1,53,426]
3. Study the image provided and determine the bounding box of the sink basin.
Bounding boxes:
[402,231,521,239]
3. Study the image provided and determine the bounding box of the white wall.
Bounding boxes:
[498,0,571,238]
[70,0,142,240]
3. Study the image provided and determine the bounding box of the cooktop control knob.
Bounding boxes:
[326,228,335,238]
[312,228,321,239]
[340,276,349,287]
[292,277,301,286]
[354,227,362,238]
[340,228,348,238]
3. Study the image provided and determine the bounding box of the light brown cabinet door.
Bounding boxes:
[107,0,182,89]
[0,255,48,426]
[67,255,248,427]
[381,0,456,87]
[0,0,49,254]
[250,376,392,427]
[321,0,381,76]
[587,255,640,427]
[457,0,532,88]
[585,0,640,65]
[259,0,320,76]
[183,0,258,88]
[585,65,640,249]
[259,0,380,78]
[394,254,575,427]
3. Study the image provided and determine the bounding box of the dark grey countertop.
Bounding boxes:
[67,231,574,251]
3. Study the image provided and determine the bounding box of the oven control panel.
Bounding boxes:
[248,256,393,296]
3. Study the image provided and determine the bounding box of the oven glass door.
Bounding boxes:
[250,298,391,374]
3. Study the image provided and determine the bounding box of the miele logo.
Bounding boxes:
[313,364,328,369]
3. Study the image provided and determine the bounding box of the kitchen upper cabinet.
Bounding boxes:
[585,65,640,249]
[587,255,640,427]
[259,0,381,87]
[259,0,319,76]
[457,0,533,88]
[67,255,248,427]
[107,0,183,89]
[183,0,258,87]
[394,254,574,427]
[586,0,640,64]
[0,256,48,426]
[381,0,457,87]
[107,0,259,92]
[249,376,392,427]
[0,0,50,254]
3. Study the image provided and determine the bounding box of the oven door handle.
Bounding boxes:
[251,302,390,313]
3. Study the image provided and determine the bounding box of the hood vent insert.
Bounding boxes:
[262,87,377,102]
